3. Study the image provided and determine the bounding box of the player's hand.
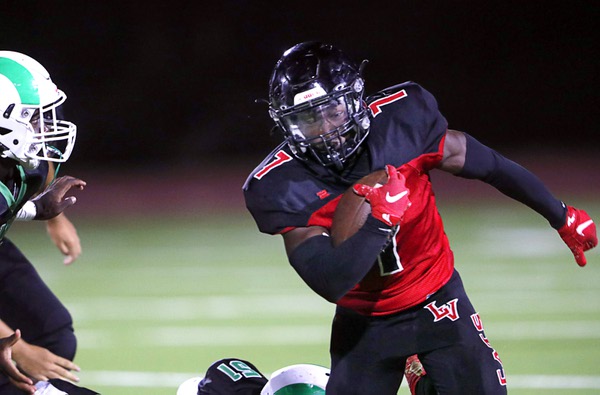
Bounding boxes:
[558,206,597,267]
[46,213,82,265]
[12,339,81,383]
[353,164,411,227]
[31,176,86,221]
[0,330,35,394]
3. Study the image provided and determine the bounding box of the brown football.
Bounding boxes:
[331,169,388,247]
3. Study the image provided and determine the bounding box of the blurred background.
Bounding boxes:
[1,1,597,172]
[2,1,599,394]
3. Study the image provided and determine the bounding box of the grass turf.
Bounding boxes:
[5,198,599,395]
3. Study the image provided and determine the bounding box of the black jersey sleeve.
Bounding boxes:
[243,145,334,235]
[459,133,566,228]
[289,215,394,303]
[0,161,48,225]
[366,82,448,169]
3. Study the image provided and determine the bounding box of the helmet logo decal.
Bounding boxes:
[294,86,327,105]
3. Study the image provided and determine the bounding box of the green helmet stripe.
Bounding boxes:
[274,383,326,395]
[0,57,40,105]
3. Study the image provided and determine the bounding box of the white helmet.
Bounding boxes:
[0,51,76,169]
[260,364,329,395]
[177,376,202,395]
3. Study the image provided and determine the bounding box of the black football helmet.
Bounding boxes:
[268,42,370,170]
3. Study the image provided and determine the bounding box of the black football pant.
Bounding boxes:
[327,270,507,395]
[0,238,76,394]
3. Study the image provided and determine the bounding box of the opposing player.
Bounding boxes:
[177,358,268,395]
[243,42,597,394]
[0,331,35,394]
[0,51,86,394]
[177,357,328,395]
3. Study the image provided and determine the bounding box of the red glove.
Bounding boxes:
[558,206,597,267]
[353,165,411,227]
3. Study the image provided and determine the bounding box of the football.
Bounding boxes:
[331,169,388,247]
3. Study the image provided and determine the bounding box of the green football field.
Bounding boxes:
[7,196,599,395]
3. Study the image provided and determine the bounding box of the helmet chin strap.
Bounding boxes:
[330,151,344,171]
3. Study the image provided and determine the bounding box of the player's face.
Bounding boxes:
[25,110,45,155]
[285,99,349,139]
[28,110,50,134]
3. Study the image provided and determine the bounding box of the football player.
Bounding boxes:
[1,332,97,395]
[177,358,329,395]
[177,358,268,395]
[243,42,597,394]
[0,51,86,394]
[0,330,34,393]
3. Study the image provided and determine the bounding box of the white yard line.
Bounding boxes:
[77,370,600,389]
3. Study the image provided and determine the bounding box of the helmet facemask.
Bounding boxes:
[26,93,77,164]
[271,78,370,171]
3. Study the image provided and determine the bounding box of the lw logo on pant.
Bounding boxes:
[424,298,459,322]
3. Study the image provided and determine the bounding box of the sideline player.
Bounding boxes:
[243,42,597,394]
[0,51,85,394]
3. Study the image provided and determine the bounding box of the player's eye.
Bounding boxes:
[30,115,41,128]
[296,112,321,125]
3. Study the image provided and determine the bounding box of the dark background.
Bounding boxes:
[1,1,597,172]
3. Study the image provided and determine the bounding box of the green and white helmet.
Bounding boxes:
[260,364,329,395]
[0,51,76,169]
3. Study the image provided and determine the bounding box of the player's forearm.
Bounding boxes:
[458,133,566,229]
[0,320,15,337]
[0,321,26,355]
[289,216,392,303]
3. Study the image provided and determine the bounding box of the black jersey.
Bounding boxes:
[0,159,48,239]
[197,358,267,395]
[243,82,456,315]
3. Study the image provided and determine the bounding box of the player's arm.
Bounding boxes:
[438,129,597,266]
[283,219,392,303]
[16,176,85,222]
[44,163,82,265]
[0,320,81,384]
[0,330,35,394]
[283,166,410,303]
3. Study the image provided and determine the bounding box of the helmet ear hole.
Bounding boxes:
[3,104,15,118]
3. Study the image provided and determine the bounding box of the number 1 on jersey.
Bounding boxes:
[377,226,403,275]
[368,89,407,118]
